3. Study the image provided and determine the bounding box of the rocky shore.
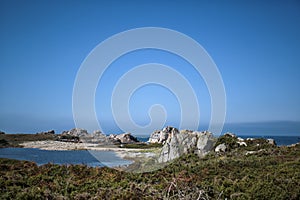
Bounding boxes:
[2,126,285,166]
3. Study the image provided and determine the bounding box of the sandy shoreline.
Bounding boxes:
[20,141,139,151]
[20,141,158,160]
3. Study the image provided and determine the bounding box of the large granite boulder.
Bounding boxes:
[158,129,215,163]
[148,126,179,144]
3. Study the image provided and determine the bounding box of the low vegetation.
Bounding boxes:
[0,134,55,148]
[121,143,163,149]
[1,135,299,199]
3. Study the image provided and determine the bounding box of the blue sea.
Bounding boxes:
[0,148,132,167]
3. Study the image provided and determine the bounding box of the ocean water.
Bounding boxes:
[221,122,300,137]
[0,148,132,167]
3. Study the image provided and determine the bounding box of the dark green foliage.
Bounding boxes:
[0,134,55,147]
[0,139,10,148]
[215,135,239,150]
[1,143,300,199]
[57,134,80,142]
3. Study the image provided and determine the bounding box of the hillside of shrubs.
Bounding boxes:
[1,135,300,199]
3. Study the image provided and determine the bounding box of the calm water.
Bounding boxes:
[0,148,132,167]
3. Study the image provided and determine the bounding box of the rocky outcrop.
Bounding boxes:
[83,130,108,143]
[215,133,278,154]
[148,126,179,144]
[158,128,215,163]
[57,128,87,143]
[109,133,139,144]
[58,128,139,145]
[61,128,88,137]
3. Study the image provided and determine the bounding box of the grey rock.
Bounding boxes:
[60,128,105,143]
[224,132,236,138]
[92,130,105,137]
[267,138,276,145]
[215,143,227,152]
[158,128,215,163]
[109,132,139,144]
[148,126,179,144]
[196,131,215,156]
[62,128,88,137]
[237,141,247,146]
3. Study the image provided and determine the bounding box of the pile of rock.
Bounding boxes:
[61,128,88,137]
[109,133,139,144]
[149,126,216,163]
[57,128,82,143]
[148,126,179,144]
[58,128,101,143]
[57,128,139,145]
[214,133,277,153]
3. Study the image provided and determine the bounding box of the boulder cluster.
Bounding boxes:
[148,126,215,163]
[147,126,178,144]
[108,133,139,144]
[148,127,279,163]
[57,128,139,145]
[214,132,277,154]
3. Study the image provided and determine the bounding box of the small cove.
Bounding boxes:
[0,148,132,167]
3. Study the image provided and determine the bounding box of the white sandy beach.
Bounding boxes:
[20,141,158,160]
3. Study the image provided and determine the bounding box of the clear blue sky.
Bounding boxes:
[0,0,300,135]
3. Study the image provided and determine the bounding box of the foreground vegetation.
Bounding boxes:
[1,136,300,199]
